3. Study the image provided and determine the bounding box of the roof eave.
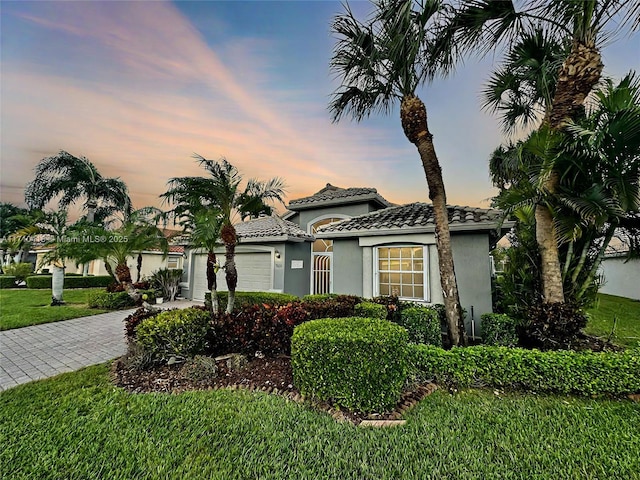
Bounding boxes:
[316,221,511,238]
[287,193,389,211]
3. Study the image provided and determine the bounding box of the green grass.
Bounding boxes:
[0,288,109,330]
[1,364,638,479]
[586,293,640,348]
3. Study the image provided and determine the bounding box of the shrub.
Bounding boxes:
[119,341,155,371]
[301,293,341,302]
[181,355,218,382]
[291,317,409,412]
[481,313,519,347]
[150,268,183,302]
[88,291,137,309]
[354,301,387,320]
[401,306,442,346]
[205,291,299,312]
[123,307,163,338]
[408,344,640,397]
[3,263,33,282]
[0,276,17,289]
[302,294,361,319]
[209,302,309,355]
[26,275,112,289]
[522,302,588,349]
[136,307,210,360]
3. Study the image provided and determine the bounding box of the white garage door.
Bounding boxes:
[191,252,272,301]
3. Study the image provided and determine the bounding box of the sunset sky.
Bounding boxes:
[2,1,638,215]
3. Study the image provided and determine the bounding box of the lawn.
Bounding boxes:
[586,293,640,348]
[1,364,638,479]
[0,288,108,330]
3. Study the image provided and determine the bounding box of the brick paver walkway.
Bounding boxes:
[0,300,202,391]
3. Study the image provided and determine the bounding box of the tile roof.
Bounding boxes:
[235,215,314,243]
[316,202,507,236]
[288,183,392,210]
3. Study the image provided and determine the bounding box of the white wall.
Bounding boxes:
[599,256,640,300]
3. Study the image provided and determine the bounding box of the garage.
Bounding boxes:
[191,250,273,301]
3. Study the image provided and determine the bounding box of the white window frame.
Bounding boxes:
[167,256,180,270]
[373,245,429,302]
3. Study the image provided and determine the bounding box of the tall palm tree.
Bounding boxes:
[440,0,640,304]
[25,150,131,224]
[329,0,466,345]
[161,155,285,313]
[189,208,223,314]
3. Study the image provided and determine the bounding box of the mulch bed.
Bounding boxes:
[111,354,437,425]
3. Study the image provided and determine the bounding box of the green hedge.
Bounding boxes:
[3,263,33,282]
[136,307,210,360]
[481,313,519,347]
[401,306,442,346]
[0,276,17,289]
[354,301,387,320]
[26,275,113,289]
[301,293,342,302]
[291,317,409,412]
[409,344,640,397]
[88,291,137,309]
[205,291,299,311]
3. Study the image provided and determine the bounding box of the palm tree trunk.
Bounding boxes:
[136,253,143,283]
[401,95,467,346]
[536,40,604,304]
[207,250,219,314]
[103,259,116,282]
[221,224,238,314]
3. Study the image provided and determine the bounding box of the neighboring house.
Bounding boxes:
[599,243,640,300]
[184,183,511,336]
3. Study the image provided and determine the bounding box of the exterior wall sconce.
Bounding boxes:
[275,250,281,259]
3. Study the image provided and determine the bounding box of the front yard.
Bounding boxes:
[0,364,638,479]
[0,288,107,330]
[586,293,640,348]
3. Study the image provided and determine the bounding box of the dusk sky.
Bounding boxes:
[2,1,638,215]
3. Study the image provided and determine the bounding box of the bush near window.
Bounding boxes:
[354,301,387,320]
[481,313,520,347]
[88,291,137,310]
[401,306,442,346]
[409,344,640,397]
[3,263,33,282]
[205,291,299,312]
[0,276,17,289]
[291,317,409,412]
[26,275,112,289]
[302,294,361,319]
[209,302,310,355]
[136,307,210,361]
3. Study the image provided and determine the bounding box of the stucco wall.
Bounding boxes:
[332,238,363,296]
[599,256,640,300]
[330,231,493,337]
[283,242,312,297]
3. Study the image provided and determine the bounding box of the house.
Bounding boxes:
[184,183,511,336]
[598,243,640,300]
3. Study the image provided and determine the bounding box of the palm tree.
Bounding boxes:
[25,150,131,224]
[161,155,285,313]
[329,0,466,345]
[189,208,223,314]
[440,0,640,304]
[490,73,640,308]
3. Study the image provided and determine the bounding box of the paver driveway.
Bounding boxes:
[0,300,202,391]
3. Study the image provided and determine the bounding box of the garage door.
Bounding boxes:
[191,252,272,301]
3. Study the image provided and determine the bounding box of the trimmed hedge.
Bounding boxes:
[354,301,388,320]
[291,317,409,412]
[0,276,17,289]
[88,291,137,309]
[401,306,442,346]
[205,291,299,312]
[136,307,210,360]
[481,313,519,347]
[408,344,640,397]
[26,275,113,289]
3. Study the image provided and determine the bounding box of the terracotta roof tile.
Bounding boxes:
[235,215,314,242]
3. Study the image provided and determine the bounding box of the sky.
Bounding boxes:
[1,0,639,216]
